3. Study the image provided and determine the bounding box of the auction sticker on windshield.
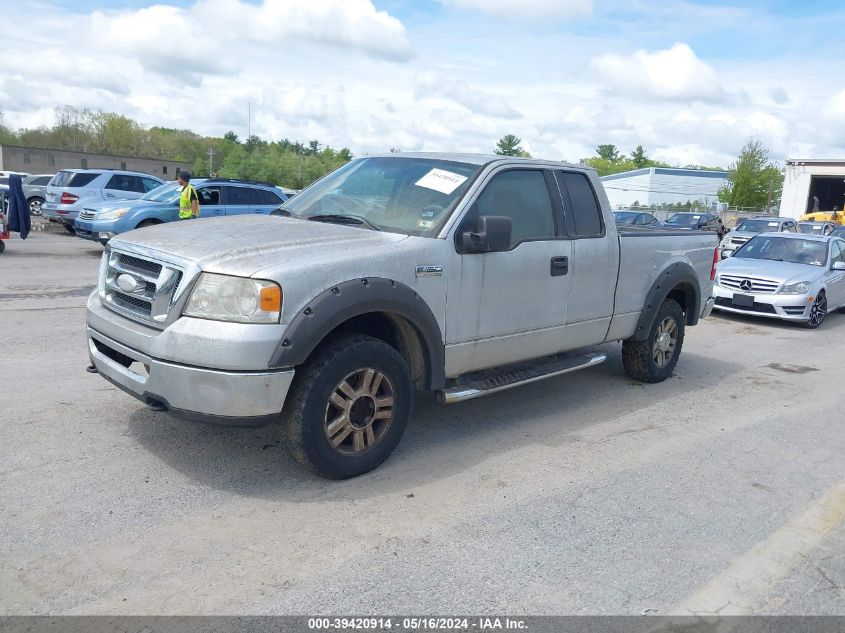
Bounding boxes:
[415,168,468,195]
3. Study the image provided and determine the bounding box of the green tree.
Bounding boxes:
[596,144,621,162]
[495,134,531,157]
[631,145,648,168]
[718,139,783,209]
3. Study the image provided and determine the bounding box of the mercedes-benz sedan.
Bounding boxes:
[713,233,845,328]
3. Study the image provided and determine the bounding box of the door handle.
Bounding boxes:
[550,256,569,276]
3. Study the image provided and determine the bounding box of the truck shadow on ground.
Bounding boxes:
[126,343,743,501]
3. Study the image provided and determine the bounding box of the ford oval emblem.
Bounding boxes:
[117,273,141,293]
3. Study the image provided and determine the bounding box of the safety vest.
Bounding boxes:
[179,184,199,219]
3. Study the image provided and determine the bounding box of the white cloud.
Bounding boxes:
[441,0,593,20]
[590,43,723,101]
[414,72,521,119]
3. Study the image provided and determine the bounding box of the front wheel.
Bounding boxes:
[622,298,686,383]
[281,334,413,479]
[803,292,827,329]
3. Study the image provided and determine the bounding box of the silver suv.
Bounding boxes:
[22,174,54,216]
[42,169,164,232]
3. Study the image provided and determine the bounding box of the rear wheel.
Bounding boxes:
[136,220,161,229]
[622,298,685,383]
[281,334,413,479]
[28,197,44,216]
[804,292,827,329]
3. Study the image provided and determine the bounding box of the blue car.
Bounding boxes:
[74,178,288,244]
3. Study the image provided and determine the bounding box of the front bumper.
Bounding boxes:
[712,285,811,321]
[88,327,295,427]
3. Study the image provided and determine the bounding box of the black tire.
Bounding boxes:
[28,197,44,216]
[0,240,5,254]
[622,298,686,383]
[63,224,76,234]
[281,334,413,479]
[803,291,827,329]
[136,220,161,229]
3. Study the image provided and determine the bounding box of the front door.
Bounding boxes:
[827,241,845,308]
[445,168,572,376]
[197,186,223,217]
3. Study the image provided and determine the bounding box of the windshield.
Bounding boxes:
[613,212,639,224]
[737,219,782,233]
[282,157,483,235]
[735,236,828,266]
[142,181,182,202]
[666,214,702,226]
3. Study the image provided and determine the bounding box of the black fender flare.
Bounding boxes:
[631,262,702,341]
[269,278,446,390]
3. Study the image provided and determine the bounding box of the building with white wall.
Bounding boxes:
[600,167,728,209]
[779,159,845,219]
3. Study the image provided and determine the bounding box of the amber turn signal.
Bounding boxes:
[260,286,282,312]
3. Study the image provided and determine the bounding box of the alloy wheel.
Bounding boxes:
[324,368,395,455]
[808,294,827,327]
[652,316,678,368]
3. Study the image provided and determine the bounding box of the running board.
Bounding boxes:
[436,351,607,404]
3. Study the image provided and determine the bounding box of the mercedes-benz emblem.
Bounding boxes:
[739,279,753,292]
[116,273,141,293]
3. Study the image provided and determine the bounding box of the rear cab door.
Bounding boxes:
[552,170,620,346]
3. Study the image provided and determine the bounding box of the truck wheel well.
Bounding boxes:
[667,283,696,324]
[321,312,428,390]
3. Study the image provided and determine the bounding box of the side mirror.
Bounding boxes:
[461,215,512,253]
[833,261,845,271]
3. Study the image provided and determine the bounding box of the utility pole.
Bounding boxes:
[766,179,773,212]
[247,101,251,179]
[207,147,215,176]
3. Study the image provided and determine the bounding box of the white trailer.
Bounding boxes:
[779,159,845,219]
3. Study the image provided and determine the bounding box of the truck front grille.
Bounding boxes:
[730,237,750,246]
[719,275,780,294]
[101,249,184,328]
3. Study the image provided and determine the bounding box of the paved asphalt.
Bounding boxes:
[1,224,843,615]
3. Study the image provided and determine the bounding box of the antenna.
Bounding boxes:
[247,100,251,179]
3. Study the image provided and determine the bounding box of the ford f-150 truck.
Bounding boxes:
[86,154,718,478]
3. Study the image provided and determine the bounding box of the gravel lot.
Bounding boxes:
[1,225,844,615]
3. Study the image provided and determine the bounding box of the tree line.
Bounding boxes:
[0,107,353,189]
[493,134,782,209]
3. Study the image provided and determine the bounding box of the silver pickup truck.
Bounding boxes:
[86,154,718,478]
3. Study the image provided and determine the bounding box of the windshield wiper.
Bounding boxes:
[307,214,382,231]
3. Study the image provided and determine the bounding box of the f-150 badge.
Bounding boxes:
[415,265,443,278]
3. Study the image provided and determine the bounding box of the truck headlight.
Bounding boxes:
[183,273,281,323]
[98,207,130,220]
[779,281,811,295]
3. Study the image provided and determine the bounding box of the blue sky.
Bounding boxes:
[2,0,844,166]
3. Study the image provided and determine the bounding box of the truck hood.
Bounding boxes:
[109,215,409,277]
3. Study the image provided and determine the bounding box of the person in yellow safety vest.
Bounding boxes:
[177,170,200,219]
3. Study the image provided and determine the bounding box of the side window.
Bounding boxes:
[473,170,556,247]
[256,188,284,205]
[34,176,52,186]
[225,186,254,205]
[198,186,221,206]
[788,223,798,233]
[141,177,161,193]
[831,242,844,265]
[557,171,603,237]
[106,174,135,192]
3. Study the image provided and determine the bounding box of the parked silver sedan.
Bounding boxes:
[713,233,845,328]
